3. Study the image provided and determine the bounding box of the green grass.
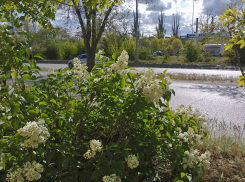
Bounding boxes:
[132,56,228,66]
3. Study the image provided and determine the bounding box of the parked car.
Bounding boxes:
[154,51,163,56]
[68,54,109,69]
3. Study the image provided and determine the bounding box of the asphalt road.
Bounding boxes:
[35,63,245,136]
[36,63,242,79]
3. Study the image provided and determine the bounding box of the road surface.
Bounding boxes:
[35,63,242,79]
[35,63,245,137]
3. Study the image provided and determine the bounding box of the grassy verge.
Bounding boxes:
[131,56,228,65]
[165,73,237,83]
[198,119,245,181]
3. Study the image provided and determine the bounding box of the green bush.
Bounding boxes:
[184,41,200,63]
[138,47,151,60]
[76,39,86,55]
[202,52,215,63]
[223,49,237,66]
[161,53,171,63]
[43,39,61,60]
[61,40,78,60]
[0,46,212,182]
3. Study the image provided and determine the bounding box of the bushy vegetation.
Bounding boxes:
[183,41,202,63]
[0,38,211,181]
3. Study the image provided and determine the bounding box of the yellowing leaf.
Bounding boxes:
[240,42,245,49]
[225,44,233,50]
[236,40,244,44]
[236,75,245,87]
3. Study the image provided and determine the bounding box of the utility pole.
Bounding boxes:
[192,0,194,33]
[135,0,139,62]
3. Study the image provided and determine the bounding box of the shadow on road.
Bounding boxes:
[189,84,245,101]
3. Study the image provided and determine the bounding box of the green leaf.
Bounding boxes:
[0,74,5,82]
[52,129,63,134]
[62,158,69,169]
[166,131,171,139]
[70,151,82,156]
[12,71,17,79]
[121,76,126,87]
[122,138,130,149]
[46,151,56,163]
[50,99,57,104]
[193,126,198,133]
[41,113,49,118]
[107,142,119,149]
[112,53,117,61]
[21,74,33,80]
[21,92,33,103]
[129,67,138,71]
[18,114,24,120]
[181,172,186,179]
[22,65,30,72]
[39,101,47,106]
[128,72,133,79]
[163,69,167,74]
[90,169,101,180]
[34,54,43,60]
[11,104,20,116]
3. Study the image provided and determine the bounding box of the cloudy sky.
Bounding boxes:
[53,0,240,37]
[123,0,234,37]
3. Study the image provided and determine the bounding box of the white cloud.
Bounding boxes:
[52,0,235,37]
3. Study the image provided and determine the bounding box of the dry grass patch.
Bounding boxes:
[198,119,245,181]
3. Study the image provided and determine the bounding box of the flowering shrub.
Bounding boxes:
[0,48,210,181]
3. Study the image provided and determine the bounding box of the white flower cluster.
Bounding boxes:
[103,174,121,182]
[48,67,55,75]
[17,120,50,148]
[111,50,129,75]
[6,168,24,182]
[135,68,171,103]
[93,67,112,83]
[142,80,165,103]
[178,127,203,145]
[6,161,43,182]
[83,139,102,159]
[174,105,207,133]
[123,86,132,94]
[68,58,89,81]
[182,149,211,170]
[125,154,139,169]
[139,68,155,86]
[164,76,172,91]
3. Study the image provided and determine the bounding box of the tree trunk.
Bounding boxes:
[234,47,244,76]
[86,48,96,72]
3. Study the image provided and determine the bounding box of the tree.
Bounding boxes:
[156,10,166,39]
[172,38,182,56]
[1,0,124,71]
[198,8,218,34]
[131,11,140,38]
[70,0,123,71]
[220,0,245,86]
[172,13,180,37]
